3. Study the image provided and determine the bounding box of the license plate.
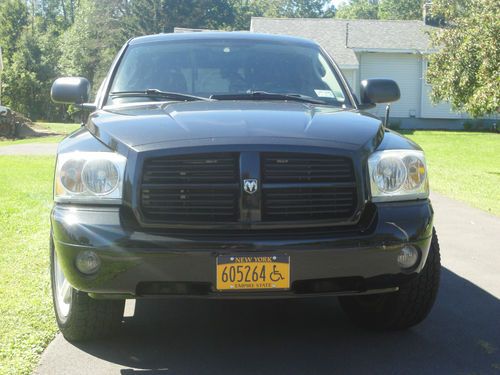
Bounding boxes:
[216,254,290,291]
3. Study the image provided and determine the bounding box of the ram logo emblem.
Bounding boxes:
[243,179,258,195]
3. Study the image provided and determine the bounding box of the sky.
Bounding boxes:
[330,0,347,9]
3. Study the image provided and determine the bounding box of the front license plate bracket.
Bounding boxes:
[216,254,290,291]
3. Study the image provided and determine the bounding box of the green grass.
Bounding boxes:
[0,123,80,147]
[0,136,64,146]
[34,122,80,135]
[403,131,500,216]
[0,156,57,375]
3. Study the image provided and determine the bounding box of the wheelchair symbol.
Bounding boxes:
[269,265,285,282]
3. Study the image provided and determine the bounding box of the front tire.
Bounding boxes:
[339,228,441,330]
[50,238,125,341]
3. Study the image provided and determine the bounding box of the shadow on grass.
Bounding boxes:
[73,268,500,375]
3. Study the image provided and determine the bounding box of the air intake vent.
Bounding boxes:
[262,153,354,183]
[263,187,357,221]
[261,153,357,222]
[141,153,239,222]
[143,154,238,184]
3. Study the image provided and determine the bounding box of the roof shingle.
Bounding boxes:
[250,18,436,68]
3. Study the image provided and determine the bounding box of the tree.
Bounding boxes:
[122,0,236,35]
[228,0,268,30]
[229,0,335,30]
[336,0,378,19]
[378,0,423,20]
[59,0,126,87]
[0,0,29,64]
[271,0,335,18]
[2,29,61,120]
[336,0,424,20]
[427,0,499,117]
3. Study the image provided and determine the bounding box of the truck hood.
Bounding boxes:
[87,101,384,152]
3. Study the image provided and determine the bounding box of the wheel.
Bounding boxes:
[50,238,125,341]
[339,228,441,330]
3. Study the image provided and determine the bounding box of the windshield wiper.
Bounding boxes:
[210,91,327,104]
[110,89,209,102]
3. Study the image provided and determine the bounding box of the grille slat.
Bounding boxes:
[141,153,239,222]
[267,203,355,209]
[140,151,358,225]
[262,153,354,184]
[261,153,357,222]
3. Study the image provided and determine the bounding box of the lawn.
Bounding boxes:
[34,122,80,135]
[0,156,57,375]
[403,131,500,216]
[0,123,80,147]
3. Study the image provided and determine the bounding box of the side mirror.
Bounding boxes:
[51,77,91,105]
[360,79,400,105]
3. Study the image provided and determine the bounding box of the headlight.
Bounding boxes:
[55,152,126,203]
[368,150,429,202]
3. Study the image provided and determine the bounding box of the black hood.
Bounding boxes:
[87,101,384,153]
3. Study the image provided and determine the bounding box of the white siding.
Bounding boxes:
[420,60,465,119]
[340,69,357,94]
[360,52,421,118]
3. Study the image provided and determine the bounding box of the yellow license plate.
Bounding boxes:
[216,255,290,291]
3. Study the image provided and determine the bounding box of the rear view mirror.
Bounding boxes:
[360,79,400,105]
[51,77,91,105]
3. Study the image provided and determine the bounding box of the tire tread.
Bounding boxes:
[339,228,441,330]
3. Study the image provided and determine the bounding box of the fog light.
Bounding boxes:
[75,251,101,275]
[398,245,418,269]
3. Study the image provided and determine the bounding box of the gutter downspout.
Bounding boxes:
[345,22,349,48]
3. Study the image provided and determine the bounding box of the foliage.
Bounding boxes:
[378,0,423,20]
[0,0,29,62]
[121,0,236,35]
[3,28,62,120]
[270,0,335,18]
[336,0,378,19]
[229,0,335,29]
[426,0,500,117]
[0,0,496,121]
[336,0,423,20]
[0,0,339,121]
[59,0,126,87]
[0,1,69,121]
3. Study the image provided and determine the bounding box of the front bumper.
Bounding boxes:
[51,200,433,298]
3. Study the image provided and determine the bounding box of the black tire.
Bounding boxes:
[50,238,125,341]
[339,228,441,330]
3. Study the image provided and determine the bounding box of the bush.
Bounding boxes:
[462,119,500,132]
[388,120,402,130]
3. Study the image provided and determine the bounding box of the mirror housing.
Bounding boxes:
[360,79,400,105]
[51,77,91,105]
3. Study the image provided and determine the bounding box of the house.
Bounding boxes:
[250,17,493,128]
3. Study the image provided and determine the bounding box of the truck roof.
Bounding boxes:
[129,31,318,48]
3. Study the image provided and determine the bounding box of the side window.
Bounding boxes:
[316,53,346,102]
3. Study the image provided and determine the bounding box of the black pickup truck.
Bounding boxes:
[50,32,440,341]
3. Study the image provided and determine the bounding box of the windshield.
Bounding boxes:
[108,39,350,106]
